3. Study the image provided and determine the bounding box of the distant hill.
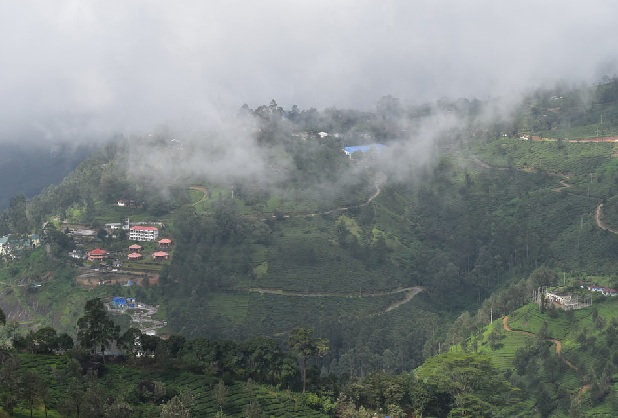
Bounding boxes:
[0,142,93,209]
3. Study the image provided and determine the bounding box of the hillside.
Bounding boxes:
[3,83,618,415]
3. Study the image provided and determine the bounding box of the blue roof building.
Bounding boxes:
[343,144,386,157]
[112,297,127,308]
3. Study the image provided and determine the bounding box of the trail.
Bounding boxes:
[190,186,209,207]
[291,182,382,218]
[246,286,424,314]
[502,315,588,395]
[552,179,572,192]
[596,203,618,235]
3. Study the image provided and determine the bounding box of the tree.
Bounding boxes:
[56,333,74,353]
[33,327,58,354]
[76,298,120,361]
[214,380,228,412]
[19,370,43,418]
[286,327,329,392]
[8,195,29,234]
[160,392,193,418]
[119,327,142,357]
[0,307,5,326]
[0,356,21,414]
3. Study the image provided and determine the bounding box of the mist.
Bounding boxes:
[1,1,617,142]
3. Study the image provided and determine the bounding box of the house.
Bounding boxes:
[112,297,127,309]
[69,250,85,259]
[128,244,142,252]
[0,236,9,255]
[128,252,143,261]
[587,285,617,296]
[117,199,138,207]
[88,248,108,262]
[152,251,169,261]
[105,223,123,230]
[129,226,159,242]
[157,238,172,248]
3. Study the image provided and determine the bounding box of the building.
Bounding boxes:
[129,226,159,242]
[0,236,8,255]
[129,244,142,252]
[342,144,386,157]
[157,238,172,248]
[69,250,85,259]
[152,251,169,261]
[88,248,108,262]
[0,234,41,258]
[588,285,618,296]
[112,297,127,309]
[545,291,571,305]
[128,252,143,261]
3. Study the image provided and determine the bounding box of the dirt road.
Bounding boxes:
[596,203,618,234]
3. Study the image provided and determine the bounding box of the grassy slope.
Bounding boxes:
[473,298,618,417]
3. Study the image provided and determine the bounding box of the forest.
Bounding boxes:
[3,80,618,416]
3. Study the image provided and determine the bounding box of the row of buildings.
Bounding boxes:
[87,238,173,262]
[102,225,162,242]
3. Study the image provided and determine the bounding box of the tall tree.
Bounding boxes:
[286,327,329,392]
[76,298,120,361]
[8,194,29,234]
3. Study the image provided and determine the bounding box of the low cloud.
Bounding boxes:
[1,1,617,195]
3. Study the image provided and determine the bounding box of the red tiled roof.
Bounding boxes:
[158,238,172,244]
[88,248,107,255]
[128,252,142,259]
[152,251,169,257]
[130,226,158,231]
[129,244,142,249]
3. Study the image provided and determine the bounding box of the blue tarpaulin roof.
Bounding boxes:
[343,144,386,154]
[112,297,126,305]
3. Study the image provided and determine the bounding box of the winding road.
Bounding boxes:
[247,286,424,315]
[596,203,618,234]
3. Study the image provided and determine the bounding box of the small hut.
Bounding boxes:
[158,238,172,248]
[129,243,142,252]
[152,251,169,261]
[128,252,143,261]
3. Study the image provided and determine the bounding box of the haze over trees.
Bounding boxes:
[2,79,618,415]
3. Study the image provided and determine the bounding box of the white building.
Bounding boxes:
[129,226,159,242]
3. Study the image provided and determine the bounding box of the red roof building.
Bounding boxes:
[129,226,159,242]
[128,252,143,260]
[129,244,142,252]
[158,238,172,247]
[152,251,169,261]
[88,248,108,262]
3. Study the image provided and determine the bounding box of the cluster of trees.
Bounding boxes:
[1,300,528,418]
[0,301,333,416]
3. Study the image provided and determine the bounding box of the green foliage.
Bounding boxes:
[287,327,329,392]
[76,298,120,356]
